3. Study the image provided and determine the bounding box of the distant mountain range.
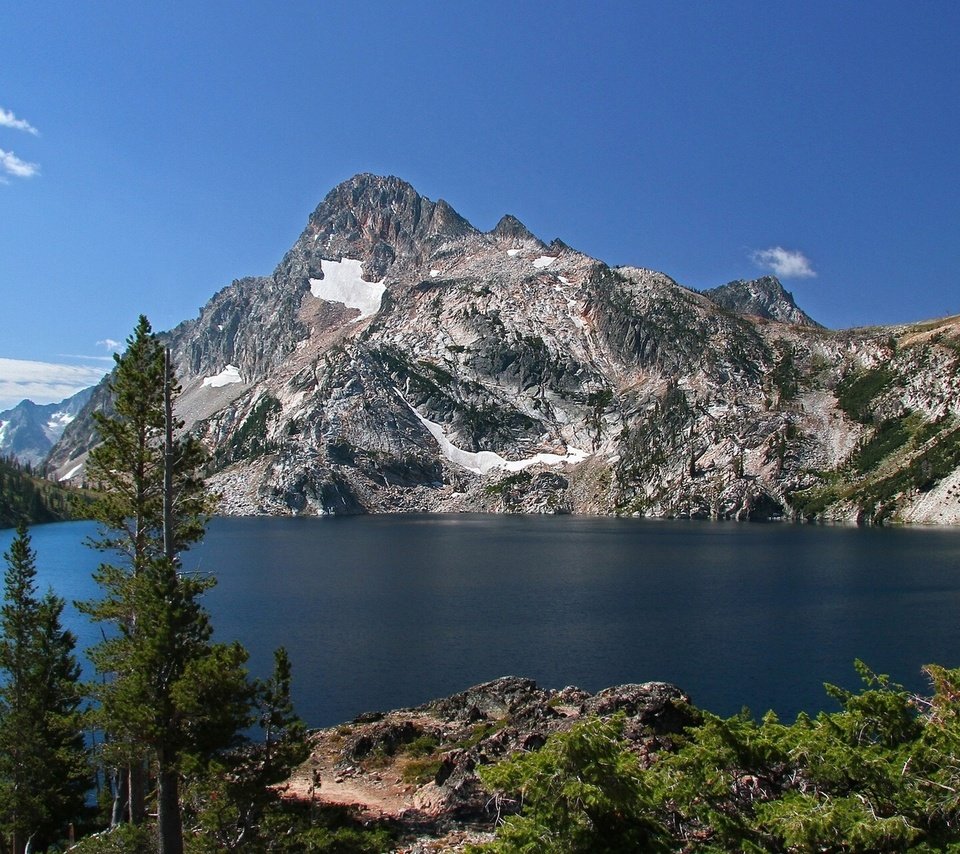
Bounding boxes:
[30,173,960,524]
[0,387,94,467]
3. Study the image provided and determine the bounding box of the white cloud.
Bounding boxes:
[0,107,39,136]
[97,338,121,351]
[0,148,39,179]
[750,246,816,279]
[60,354,116,363]
[0,358,107,411]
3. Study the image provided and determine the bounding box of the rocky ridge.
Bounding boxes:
[47,174,960,524]
[281,676,696,850]
[704,276,821,327]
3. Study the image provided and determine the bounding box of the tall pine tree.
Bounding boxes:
[82,317,251,854]
[0,522,88,854]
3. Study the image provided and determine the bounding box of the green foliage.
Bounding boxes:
[83,316,213,570]
[455,719,507,750]
[0,455,93,529]
[852,416,913,473]
[85,555,255,767]
[182,647,309,852]
[586,388,614,446]
[252,802,394,853]
[477,715,666,853]
[223,395,282,462]
[478,662,960,853]
[401,756,444,785]
[616,383,693,508]
[484,471,532,497]
[770,344,800,402]
[791,416,960,522]
[836,367,895,423]
[375,348,453,399]
[70,823,158,853]
[586,388,614,410]
[80,317,248,853]
[396,733,444,784]
[404,733,440,758]
[0,523,89,853]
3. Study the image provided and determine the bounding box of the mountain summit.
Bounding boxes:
[705,276,820,327]
[283,174,479,282]
[47,174,960,525]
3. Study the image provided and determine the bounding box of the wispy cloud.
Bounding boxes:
[0,148,40,179]
[0,358,107,411]
[96,338,121,352]
[0,107,39,136]
[750,246,816,279]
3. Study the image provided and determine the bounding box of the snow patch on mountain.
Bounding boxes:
[203,365,243,388]
[404,397,588,476]
[59,462,83,482]
[533,256,556,269]
[309,258,385,321]
[44,411,76,443]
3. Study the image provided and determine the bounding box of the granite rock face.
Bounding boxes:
[47,174,960,524]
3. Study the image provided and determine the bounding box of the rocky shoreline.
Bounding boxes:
[281,676,698,851]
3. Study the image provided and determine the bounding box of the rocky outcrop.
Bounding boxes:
[46,174,960,525]
[282,676,697,844]
[704,275,821,327]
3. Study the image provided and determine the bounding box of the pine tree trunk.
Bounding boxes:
[11,830,25,854]
[163,347,174,564]
[128,761,146,825]
[110,769,128,827]
[157,761,183,854]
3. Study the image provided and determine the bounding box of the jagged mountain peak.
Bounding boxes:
[704,275,820,327]
[272,174,480,288]
[490,213,541,245]
[306,174,475,251]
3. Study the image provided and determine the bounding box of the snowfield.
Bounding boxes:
[202,365,243,388]
[59,462,83,482]
[309,258,386,321]
[404,397,588,475]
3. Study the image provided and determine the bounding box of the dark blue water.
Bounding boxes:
[3,515,960,728]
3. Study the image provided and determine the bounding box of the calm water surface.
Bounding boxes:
[3,515,960,728]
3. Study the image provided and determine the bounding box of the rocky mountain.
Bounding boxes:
[0,387,94,467]
[47,173,960,524]
[704,275,820,327]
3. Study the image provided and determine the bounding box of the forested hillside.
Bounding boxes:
[0,456,88,528]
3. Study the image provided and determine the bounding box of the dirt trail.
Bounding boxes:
[282,721,435,822]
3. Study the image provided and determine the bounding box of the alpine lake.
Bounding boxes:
[4,514,960,728]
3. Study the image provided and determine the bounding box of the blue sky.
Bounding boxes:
[1,1,958,409]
